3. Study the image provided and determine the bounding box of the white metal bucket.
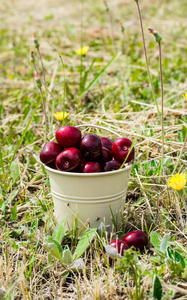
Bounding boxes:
[37,124,133,228]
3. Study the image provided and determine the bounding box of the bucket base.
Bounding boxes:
[53,191,127,228]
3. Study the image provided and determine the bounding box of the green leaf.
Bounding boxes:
[81,58,96,91]
[151,159,157,168]
[62,247,72,264]
[7,189,19,204]
[52,217,67,244]
[178,131,183,142]
[10,205,17,221]
[160,233,170,254]
[10,161,19,181]
[0,146,5,175]
[9,229,23,238]
[166,246,173,259]
[47,253,52,265]
[166,247,186,269]
[182,125,187,139]
[151,232,161,249]
[174,251,186,269]
[153,248,167,259]
[73,227,97,260]
[153,274,162,300]
[43,240,63,263]
[30,218,38,234]
[80,52,121,98]
[163,158,171,167]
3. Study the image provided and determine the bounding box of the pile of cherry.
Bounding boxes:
[109,230,148,262]
[40,125,135,173]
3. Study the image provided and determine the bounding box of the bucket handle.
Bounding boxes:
[75,124,122,138]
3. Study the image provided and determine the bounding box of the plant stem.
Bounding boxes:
[104,0,116,53]
[32,59,54,100]
[148,28,164,175]
[37,48,47,87]
[135,1,161,121]
[77,0,84,113]
[178,190,187,216]
[158,41,165,175]
[38,87,48,142]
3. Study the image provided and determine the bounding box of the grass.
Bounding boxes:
[0,0,187,298]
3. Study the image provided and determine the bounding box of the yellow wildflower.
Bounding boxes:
[75,46,89,56]
[182,94,187,101]
[167,173,186,191]
[53,111,69,121]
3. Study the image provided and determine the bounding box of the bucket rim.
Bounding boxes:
[35,155,133,177]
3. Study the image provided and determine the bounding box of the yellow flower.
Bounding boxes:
[167,173,186,191]
[182,94,187,101]
[53,111,69,121]
[75,46,89,56]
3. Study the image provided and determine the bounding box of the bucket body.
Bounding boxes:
[38,124,133,228]
[44,163,132,228]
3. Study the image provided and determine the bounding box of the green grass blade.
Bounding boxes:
[0,146,5,175]
[80,52,121,98]
[6,97,42,175]
[73,227,97,260]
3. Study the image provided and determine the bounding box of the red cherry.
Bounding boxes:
[112,138,135,163]
[80,134,102,162]
[40,141,63,165]
[122,230,148,251]
[56,147,82,172]
[101,147,112,163]
[101,137,113,151]
[110,239,129,256]
[82,162,101,173]
[56,126,81,148]
[102,160,121,172]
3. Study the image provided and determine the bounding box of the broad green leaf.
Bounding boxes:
[160,233,170,254]
[80,52,121,98]
[47,253,52,265]
[153,274,162,300]
[52,217,67,244]
[73,227,97,260]
[174,251,186,269]
[151,232,161,249]
[62,247,72,264]
[43,240,63,263]
[166,247,186,269]
[165,257,173,269]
